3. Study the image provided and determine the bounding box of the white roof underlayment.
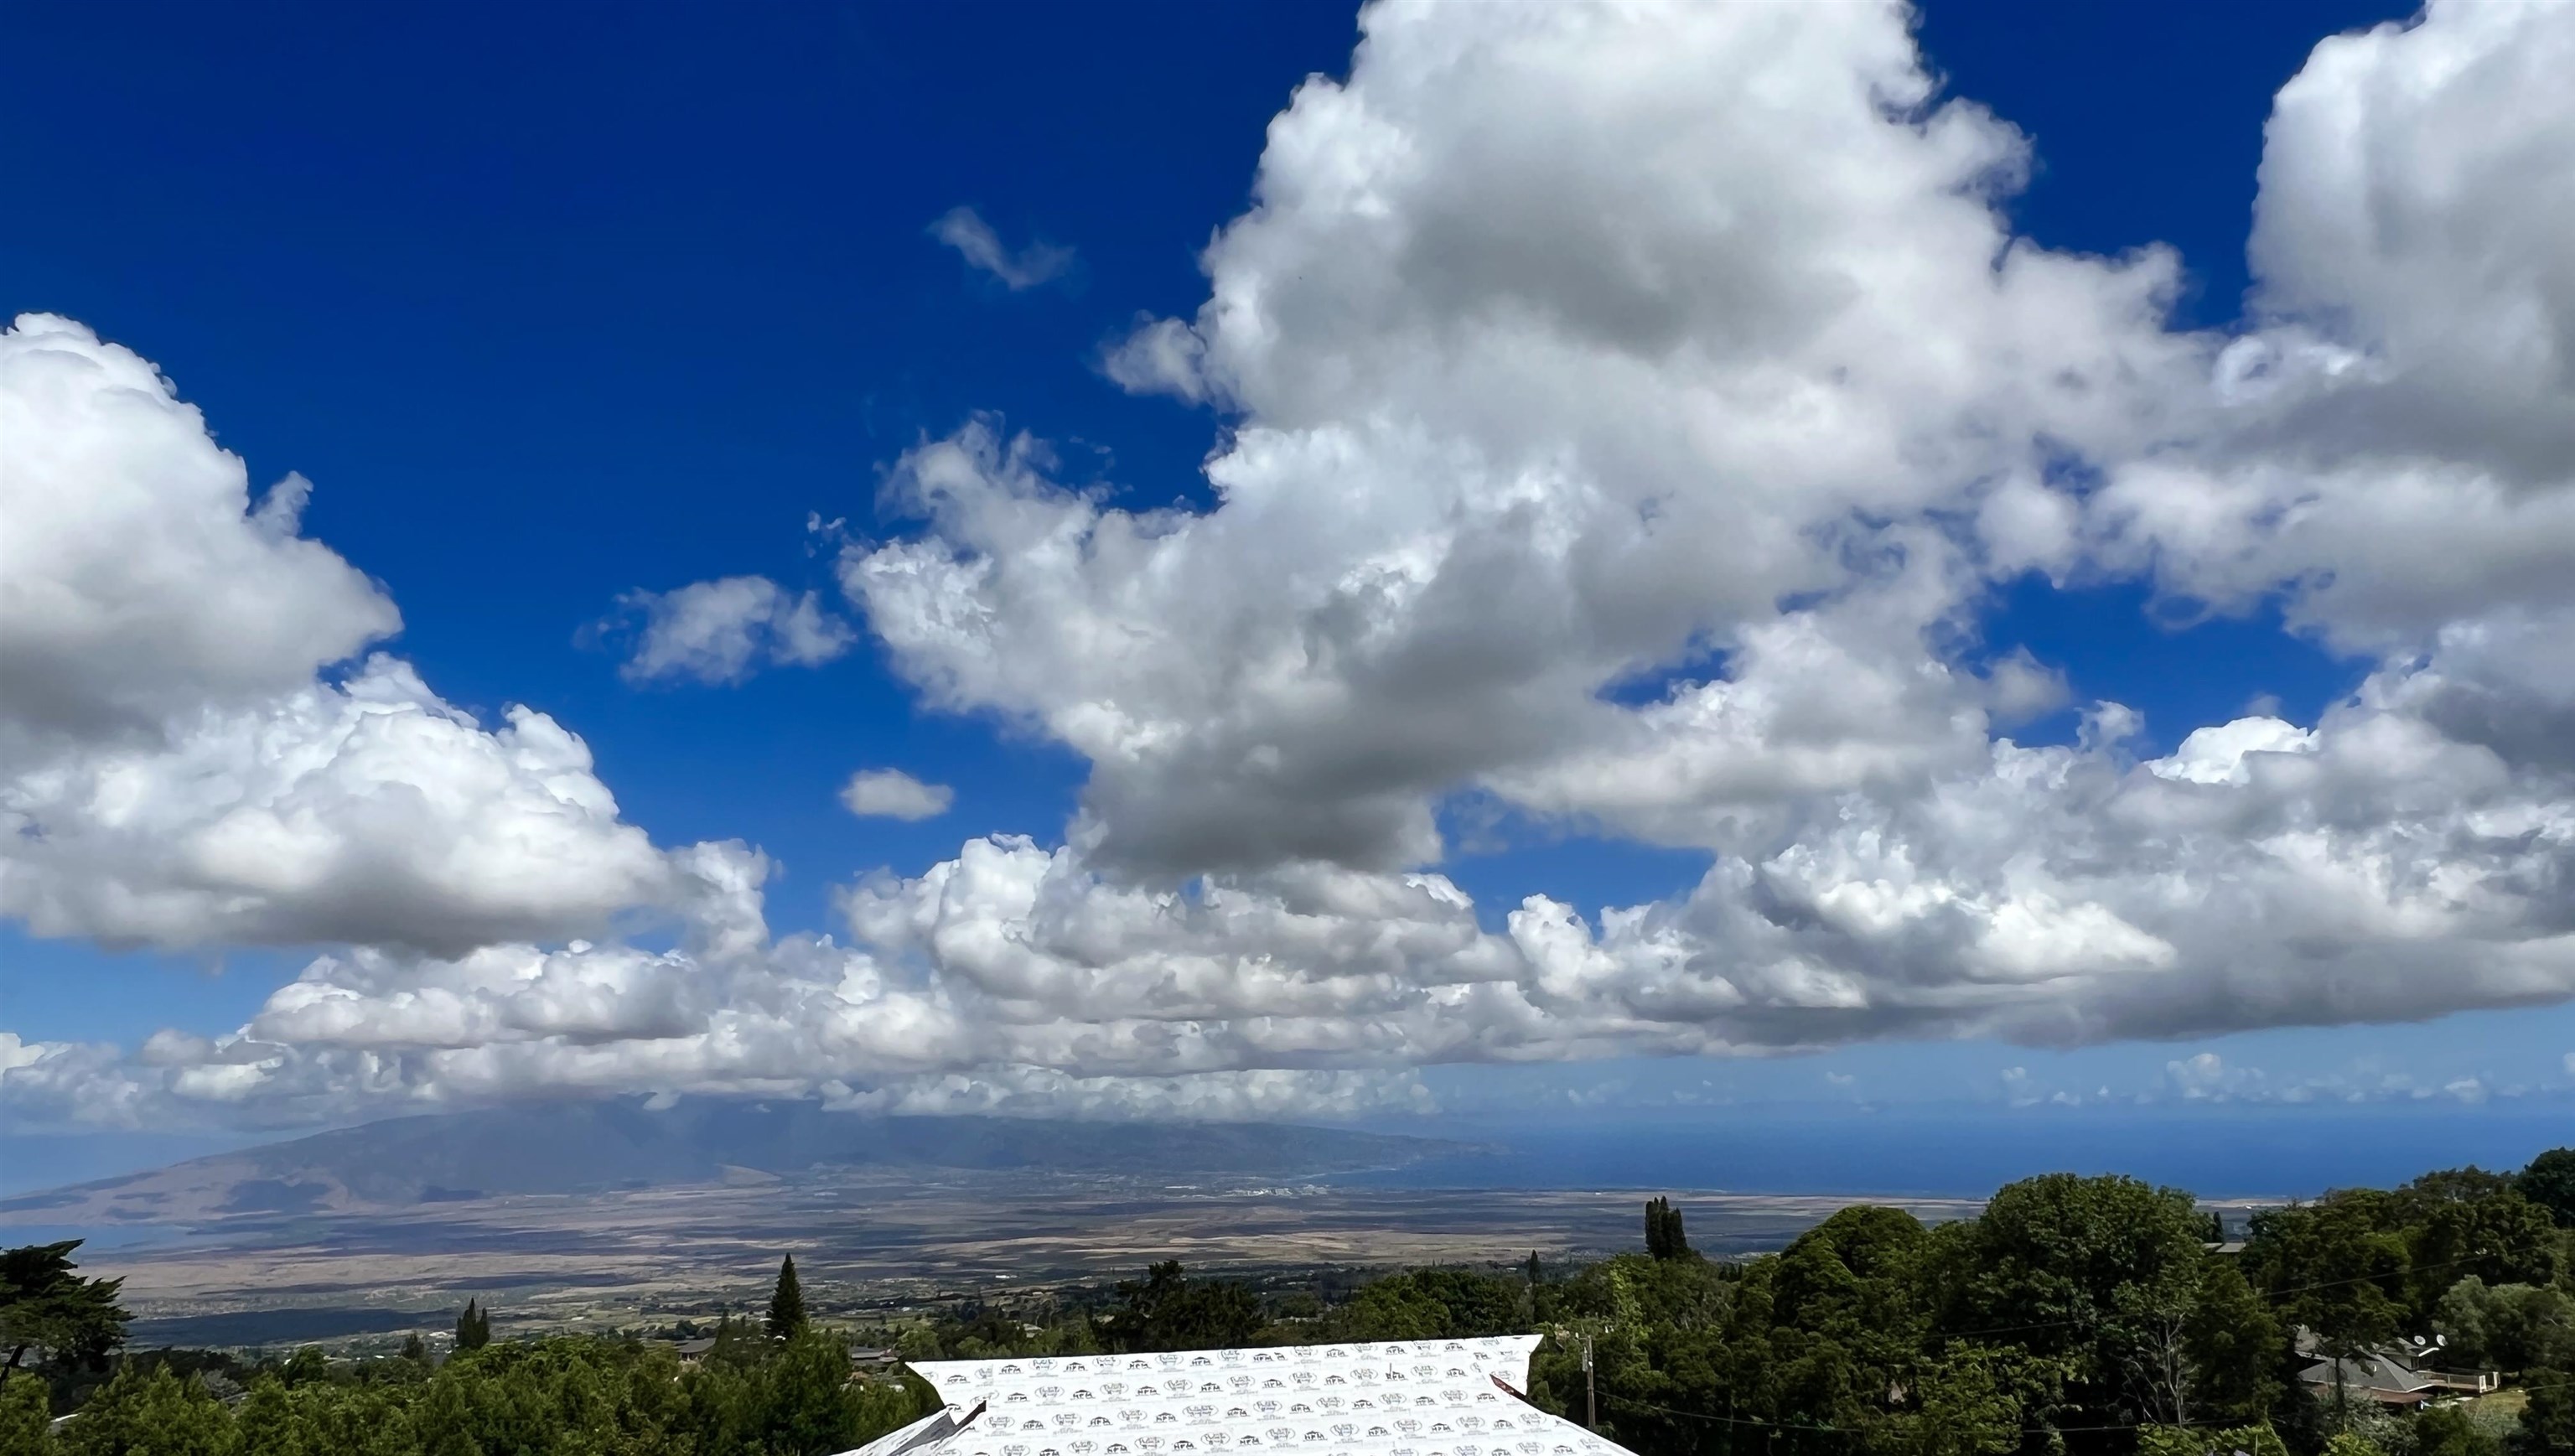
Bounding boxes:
[835,1335,1635,1456]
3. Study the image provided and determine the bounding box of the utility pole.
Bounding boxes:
[1582,1333,1596,1431]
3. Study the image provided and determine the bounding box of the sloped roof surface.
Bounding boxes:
[852,1334,1634,1456]
[2297,1354,2438,1394]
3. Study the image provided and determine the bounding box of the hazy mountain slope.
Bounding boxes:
[0,1101,1465,1223]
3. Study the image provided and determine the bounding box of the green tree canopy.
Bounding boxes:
[1329,1267,1526,1343]
[1944,1173,2212,1430]
[2246,1191,2410,1357]
[2515,1147,2575,1229]
[0,1241,129,1390]
[2181,1257,2283,1426]
[0,1374,50,1454]
[1094,1262,1262,1353]
[2438,1278,2575,1372]
[2517,1371,2575,1456]
[58,1365,231,1456]
[2406,1185,2562,1318]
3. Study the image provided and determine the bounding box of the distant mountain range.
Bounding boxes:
[0,1100,1469,1225]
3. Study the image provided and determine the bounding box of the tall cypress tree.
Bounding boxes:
[1643,1197,1691,1259]
[766,1254,808,1340]
[455,1298,490,1350]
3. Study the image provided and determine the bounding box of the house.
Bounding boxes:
[826,1334,1640,1456]
[2295,1331,2499,1408]
[671,1337,718,1365]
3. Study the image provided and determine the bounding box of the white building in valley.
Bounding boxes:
[834,1334,1634,1456]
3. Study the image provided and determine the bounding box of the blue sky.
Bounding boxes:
[4,0,2572,1152]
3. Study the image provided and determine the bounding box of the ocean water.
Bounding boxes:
[1347,1101,2574,1200]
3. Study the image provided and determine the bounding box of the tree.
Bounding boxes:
[58,1365,232,1456]
[708,1311,763,1369]
[2516,1148,2575,1229]
[1947,1174,2212,1433]
[2408,1189,2562,1317]
[1644,1198,1691,1260]
[2437,1278,2574,1371]
[1755,1206,1940,1447]
[0,1373,51,1455]
[758,1329,863,1455]
[1527,1251,1545,1287]
[0,1241,128,1390]
[893,1323,941,1362]
[2516,1369,2575,1456]
[1909,1344,2042,1456]
[2245,1194,2407,1364]
[280,1345,329,1386]
[1335,1279,1448,1341]
[2140,1424,2294,1456]
[1096,1262,1262,1353]
[455,1298,491,1352]
[236,1375,310,1456]
[768,1255,809,1341]
[1329,1267,1526,1343]
[2407,1167,2520,1207]
[2416,1403,2505,1456]
[2182,1259,2282,1425]
[401,1331,427,1363]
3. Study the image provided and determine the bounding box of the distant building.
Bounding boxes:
[2295,1330,2498,1408]
[669,1335,899,1380]
[828,1334,1636,1456]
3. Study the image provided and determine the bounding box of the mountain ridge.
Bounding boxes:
[0,1100,1477,1225]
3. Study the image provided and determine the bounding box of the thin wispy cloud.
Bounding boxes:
[930,205,1075,290]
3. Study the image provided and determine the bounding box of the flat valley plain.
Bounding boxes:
[74,1172,1986,1348]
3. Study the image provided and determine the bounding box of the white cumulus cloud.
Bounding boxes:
[2089,0,2575,657]
[611,575,855,686]
[837,0,2575,1054]
[0,316,685,956]
[840,769,955,821]
[13,0,2575,1129]
[1,315,398,738]
[855,0,2202,876]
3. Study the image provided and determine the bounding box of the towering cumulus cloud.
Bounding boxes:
[849,0,2573,1044]
[863,0,2199,874]
[0,316,674,953]
[7,0,2572,1129]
